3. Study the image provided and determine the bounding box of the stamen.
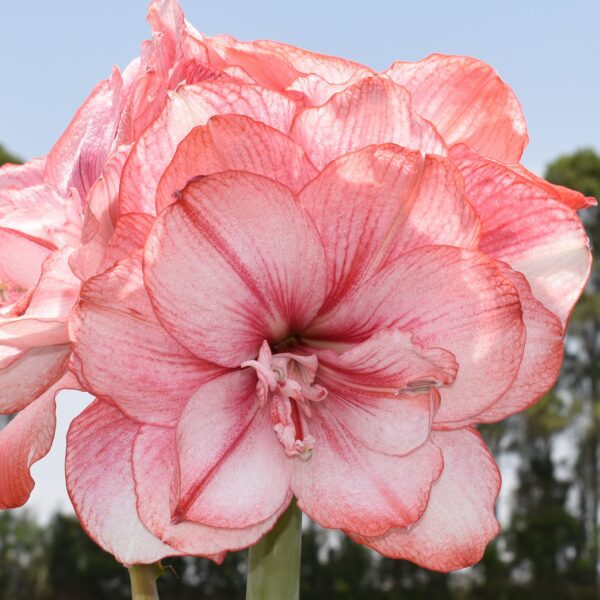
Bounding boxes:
[241,340,327,460]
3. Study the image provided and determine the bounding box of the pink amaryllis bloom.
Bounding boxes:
[67,81,593,572]
[15,0,585,572]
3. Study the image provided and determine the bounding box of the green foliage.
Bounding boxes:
[0,144,21,166]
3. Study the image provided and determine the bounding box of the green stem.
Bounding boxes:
[246,502,302,600]
[128,564,161,600]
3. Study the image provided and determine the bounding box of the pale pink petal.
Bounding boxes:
[0,345,70,413]
[386,54,528,162]
[451,146,592,327]
[45,68,126,197]
[253,39,372,84]
[119,81,297,215]
[299,145,479,309]
[309,246,525,424]
[455,264,563,425]
[286,72,370,107]
[71,146,130,281]
[133,423,292,555]
[156,114,317,213]
[0,228,52,291]
[204,35,301,90]
[314,328,455,455]
[509,163,596,210]
[291,76,446,170]
[175,370,292,527]
[0,184,81,248]
[352,428,500,572]
[100,213,154,271]
[66,400,182,565]
[70,252,217,427]
[292,403,443,537]
[0,248,80,349]
[0,372,76,508]
[144,171,326,367]
[0,157,45,188]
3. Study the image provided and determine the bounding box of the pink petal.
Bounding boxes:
[0,184,81,248]
[45,68,126,197]
[71,147,130,281]
[133,423,292,555]
[292,403,443,537]
[451,146,592,327]
[253,40,372,84]
[175,370,292,528]
[0,248,80,349]
[119,81,297,215]
[454,264,563,425]
[70,252,217,427]
[299,145,480,310]
[509,163,596,210]
[156,114,317,213]
[0,157,45,188]
[0,228,52,290]
[100,213,155,271]
[66,399,182,565]
[386,54,528,163]
[0,345,70,413]
[204,35,301,90]
[0,372,75,508]
[144,171,326,367]
[309,246,525,424]
[291,76,446,170]
[352,428,500,572]
[313,328,456,455]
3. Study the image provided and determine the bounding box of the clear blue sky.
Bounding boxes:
[2,1,599,519]
[1,0,599,174]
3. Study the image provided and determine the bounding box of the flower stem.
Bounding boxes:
[128,564,161,600]
[246,501,302,600]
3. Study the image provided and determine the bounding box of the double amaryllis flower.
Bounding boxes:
[0,0,594,573]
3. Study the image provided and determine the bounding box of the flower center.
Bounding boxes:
[242,340,327,460]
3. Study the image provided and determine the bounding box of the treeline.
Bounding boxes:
[0,149,599,599]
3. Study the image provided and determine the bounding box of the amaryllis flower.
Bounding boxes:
[67,40,593,568]
[2,0,586,573]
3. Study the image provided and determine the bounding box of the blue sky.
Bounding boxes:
[2,1,599,519]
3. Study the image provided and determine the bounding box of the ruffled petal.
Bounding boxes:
[45,69,126,197]
[314,327,456,455]
[454,264,563,425]
[299,145,479,310]
[70,252,216,427]
[71,146,130,281]
[0,372,76,508]
[292,403,443,537]
[309,246,525,424]
[144,171,326,367]
[291,76,446,170]
[175,370,292,527]
[253,40,371,84]
[156,114,317,213]
[133,423,292,555]
[66,399,182,565]
[352,428,500,572]
[119,81,297,215]
[451,145,592,327]
[0,184,81,248]
[0,157,45,188]
[0,345,70,413]
[386,54,527,163]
